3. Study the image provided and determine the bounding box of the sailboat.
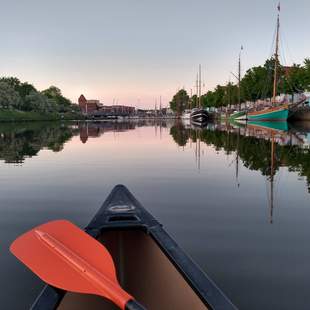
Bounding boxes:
[230,47,247,121]
[247,3,289,122]
[191,65,208,125]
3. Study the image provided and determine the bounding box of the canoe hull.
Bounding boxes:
[31,185,236,310]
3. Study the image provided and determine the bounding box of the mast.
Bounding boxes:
[270,132,275,224]
[272,3,280,105]
[196,74,199,108]
[238,46,242,111]
[198,64,202,109]
[235,127,240,188]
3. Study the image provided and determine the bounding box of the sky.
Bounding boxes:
[1,0,310,108]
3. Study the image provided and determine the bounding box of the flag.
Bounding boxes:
[277,2,280,12]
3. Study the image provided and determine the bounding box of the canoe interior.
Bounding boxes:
[57,228,207,310]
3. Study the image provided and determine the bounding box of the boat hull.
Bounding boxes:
[31,185,236,310]
[247,106,288,121]
[247,121,288,132]
[229,111,247,120]
[190,109,208,124]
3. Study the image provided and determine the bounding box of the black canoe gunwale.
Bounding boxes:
[31,185,237,310]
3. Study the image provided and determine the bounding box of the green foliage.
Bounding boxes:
[169,123,310,191]
[19,82,37,99]
[0,122,78,163]
[24,91,49,112]
[169,89,189,115]
[170,122,189,146]
[304,58,310,90]
[42,86,72,112]
[0,82,22,109]
[0,77,80,118]
[172,57,310,109]
[282,64,308,95]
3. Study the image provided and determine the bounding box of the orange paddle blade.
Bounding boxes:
[10,220,132,310]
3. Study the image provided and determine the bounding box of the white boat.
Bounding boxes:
[181,109,192,119]
[190,108,208,124]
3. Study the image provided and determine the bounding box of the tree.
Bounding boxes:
[24,91,49,112]
[19,82,37,99]
[0,82,21,109]
[42,86,62,98]
[169,89,189,116]
[303,58,310,91]
[282,64,307,98]
[0,77,21,91]
[202,91,216,108]
[190,95,198,109]
[42,86,72,112]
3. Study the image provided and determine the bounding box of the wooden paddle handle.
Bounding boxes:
[125,299,146,310]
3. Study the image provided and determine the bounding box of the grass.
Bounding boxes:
[0,109,83,122]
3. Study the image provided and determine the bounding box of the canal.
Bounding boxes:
[1,120,310,309]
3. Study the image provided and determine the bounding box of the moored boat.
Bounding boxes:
[247,120,288,132]
[190,65,208,126]
[247,105,288,121]
[229,110,247,120]
[31,185,236,310]
[246,4,288,122]
[181,109,192,120]
[190,108,209,124]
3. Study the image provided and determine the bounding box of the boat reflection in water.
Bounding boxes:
[172,119,310,223]
[0,119,309,224]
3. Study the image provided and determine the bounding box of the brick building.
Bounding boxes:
[78,95,102,114]
[78,94,135,116]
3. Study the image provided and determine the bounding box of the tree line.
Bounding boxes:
[170,58,310,113]
[0,77,80,114]
[170,123,310,192]
[0,122,78,163]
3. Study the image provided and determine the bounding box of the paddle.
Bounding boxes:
[10,220,146,310]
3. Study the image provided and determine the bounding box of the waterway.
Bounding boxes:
[1,120,310,309]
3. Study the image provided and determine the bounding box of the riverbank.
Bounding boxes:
[0,109,83,122]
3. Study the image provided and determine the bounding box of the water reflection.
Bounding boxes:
[0,122,78,164]
[1,121,309,187]
[1,120,310,309]
[170,122,310,187]
[78,120,169,143]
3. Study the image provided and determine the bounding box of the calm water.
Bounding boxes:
[1,120,310,310]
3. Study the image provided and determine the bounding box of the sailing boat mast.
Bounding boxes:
[235,127,240,188]
[196,74,199,108]
[238,46,242,111]
[272,3,281,106]
[270,132,275,224]
[198,64,202,108]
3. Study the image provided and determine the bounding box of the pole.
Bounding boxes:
[198,64,202,109]
[272,9,280,105]
[270,132,275,224]
[238,49,241,111]
[196,74,199,108]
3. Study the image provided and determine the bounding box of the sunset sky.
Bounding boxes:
[1,0,310,108]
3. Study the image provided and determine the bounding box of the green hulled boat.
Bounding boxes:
[243,5,289,122]
[247,120,288,131]
[247,105,288,121]
[229,110,247,120]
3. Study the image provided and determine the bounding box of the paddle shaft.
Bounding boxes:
[125,300,146,310]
